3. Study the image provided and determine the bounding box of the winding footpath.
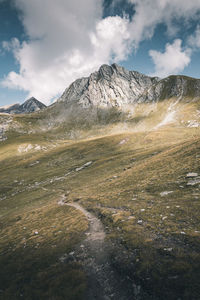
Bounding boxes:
[58,194,136,300]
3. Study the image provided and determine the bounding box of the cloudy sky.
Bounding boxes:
[1,0,200,106]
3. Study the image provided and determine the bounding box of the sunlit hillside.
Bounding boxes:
[0,96,200,299]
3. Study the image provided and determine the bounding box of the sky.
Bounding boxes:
[0,0,200,106]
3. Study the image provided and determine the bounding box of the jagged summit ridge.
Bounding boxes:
[58,63,159,107]
[2,64,200,115]
[58,63,200,107]
[0,97,46,114]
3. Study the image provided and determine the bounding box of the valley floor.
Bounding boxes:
[0,125,200,299]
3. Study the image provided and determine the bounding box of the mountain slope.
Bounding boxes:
[19,97,46,113]
[58,63,159,107]
[1,64,200,141]
[0,97,46,114]
[58,64,200,108]
[140,75,200,102]
[0,103,20,114]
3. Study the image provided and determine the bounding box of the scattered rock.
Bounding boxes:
[18,144,33,153]
[186,172,198,177]
[119,138,129,145]
[18,144,46,153]
[75,161,93,172]
[59,254,67,263]
[164,248,173,252]
[160,191,173,197]
[187,120,200,128]
[58,194,66,206]
[29,160,40,167]
[187,178,200,186]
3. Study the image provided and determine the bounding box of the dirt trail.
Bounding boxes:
[67,202,105,245]
[58,195,137,300]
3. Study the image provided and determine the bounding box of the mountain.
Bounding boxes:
[19,97,46,113]
[140,74,200,102]
[0,97,46,114]
[58,63,159,107]
[58,63,200,108]
[2,64,200,116]
[1,64,200,300]
[0,103,21,114]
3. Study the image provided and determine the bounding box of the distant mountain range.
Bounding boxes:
[1,64,200,115]
[0,97,46,114]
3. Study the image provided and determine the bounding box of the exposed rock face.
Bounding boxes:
[2,64,200,115]
[19,97,46,113]
[140,75,200,102]
[58,64,200,107]
[0,97,46,114]
[58,64,159,107]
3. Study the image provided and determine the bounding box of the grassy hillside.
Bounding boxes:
[0,100,200,299]
[2,96,199,141]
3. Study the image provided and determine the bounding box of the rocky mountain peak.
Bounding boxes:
[98,64,114,80]
[58,63,159,107]
[0,97,46,114]
[20,97,46,113]
[96,63,141,82]
[58,63,200,108]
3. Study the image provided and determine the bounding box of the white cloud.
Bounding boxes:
[188,25,200,49]
[2,1,131,105]
[91,16,131,62]
[149,39,191,77]
[2,38,20,56]
[2,0,200,104]
[128,0,200,47]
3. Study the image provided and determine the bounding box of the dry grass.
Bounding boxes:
[0,100,200,299]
